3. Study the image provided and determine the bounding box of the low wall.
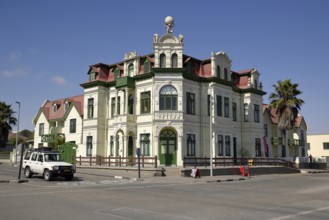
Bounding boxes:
[181,166,300,177]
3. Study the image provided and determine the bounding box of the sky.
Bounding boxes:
[1,0,328,135]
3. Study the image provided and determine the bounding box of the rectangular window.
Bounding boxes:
[254,104,260,123]
[207,95,211,116]
[224,97,229,118]
[217,135,223,156]
[255,138,261,157]
[186,92,195,115]
[187,134,196,156]
[86,136,93,156]
[225,135,231,156]
[39,123,44,136]
[323,142,329,150]
[232,102,237,121]
[87,98,94,119]
[244,103,249,122]
[117,97,121,115]
[141,92,151,114]
[140,134,150,156]
[110,136,114,156]
[69,119,76,133]
[111,97,115,117]
[264,124,268,137]
[89,72,96,81]
[216,95,222,117]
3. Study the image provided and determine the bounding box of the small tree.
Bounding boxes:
[0,102,17,148]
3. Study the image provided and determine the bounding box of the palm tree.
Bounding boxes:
[0,102,17,148]
[269,79,304,157]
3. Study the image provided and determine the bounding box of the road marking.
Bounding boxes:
[269,206,329,220]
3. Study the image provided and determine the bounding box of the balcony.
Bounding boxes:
[116,76,135,89]
[271,137,283,146]
[288,139,305,147]
[41,133,65,143]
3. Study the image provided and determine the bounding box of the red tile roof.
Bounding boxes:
[41,95,84,121]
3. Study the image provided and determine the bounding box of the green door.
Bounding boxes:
[159,130,176,165]
[58,142,77,164]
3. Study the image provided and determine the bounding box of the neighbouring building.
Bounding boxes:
[33,16,307,166]
[307,134,329,160]
[263,105,308,163]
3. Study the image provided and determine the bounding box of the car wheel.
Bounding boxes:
[44,169,52,181]
[65,174,74,181]
[24,167,32,178]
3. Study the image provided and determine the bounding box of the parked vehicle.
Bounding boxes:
[22,148,76,181]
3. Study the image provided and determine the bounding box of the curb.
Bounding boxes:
[207,177,249,183]
[0,179,29,183]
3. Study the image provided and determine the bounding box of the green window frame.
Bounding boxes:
[159,85,177,110]
[254,104,260,123]
[224,97,229,118]
[232,102,237,121]
[128,63,134,77]
[141,91,151,114]
[187,134,196,156]
[128,95,134,114]
[216,95,222,117]
[111,97,115,117]
[217,135,223,156]
[86,136,93,156]
[143,59,150,73]
[69,119,76,133]
[171,53,178,68]
[87,98,94,119]
[140,134,150,156]
[255,138,261,157]
[225,135,231,156]
[244,103,249,122]
[117,97,121,115]
[114,67,120,80]
[186,92,195,115]
[216,65,221,79]
[110,136,114,156]
[39,123,44,136]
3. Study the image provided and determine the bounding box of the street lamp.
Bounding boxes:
[15,101,20,166]
[209,83,214,177]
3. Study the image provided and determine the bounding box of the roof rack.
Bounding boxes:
[31,147,54,152]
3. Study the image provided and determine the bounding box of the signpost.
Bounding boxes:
[136,148,141,179]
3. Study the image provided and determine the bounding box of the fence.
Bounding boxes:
[76,155,157,168]
[183,156,295,168]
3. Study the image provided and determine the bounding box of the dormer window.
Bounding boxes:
[114,67,120,80]
[64,101,70,111]
[89,72,96,81]
[254,79,258,89]
[143,59,150,73]
[171,53,178,68]
[52,104,58,112]
[128,63,134,77]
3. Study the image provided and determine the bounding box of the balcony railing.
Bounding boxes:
[41,133,65,143]
[271,137,283,145]
[288,139,305,147]
[115,76,135,89]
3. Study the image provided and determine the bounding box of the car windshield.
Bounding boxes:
[44,154,62,162]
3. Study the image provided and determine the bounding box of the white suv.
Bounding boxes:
[22,148,76,181]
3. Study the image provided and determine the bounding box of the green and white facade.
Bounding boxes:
[34,17,271,166]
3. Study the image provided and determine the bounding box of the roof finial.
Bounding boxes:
[164,16,174,33]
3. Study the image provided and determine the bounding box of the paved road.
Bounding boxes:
[1,162,329,220]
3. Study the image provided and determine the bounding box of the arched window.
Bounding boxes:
[128,95,134,114]
[160,85,178,110]
[224,68,228,80]
[160,53,166,68]
[171,53,178,68]
[216,65,221,78]
[128,63,134,77]
[114,67,120,79]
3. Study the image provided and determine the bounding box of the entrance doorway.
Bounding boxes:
[159,129,177,166]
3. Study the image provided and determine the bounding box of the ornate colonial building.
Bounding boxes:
[33,16,277,166]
